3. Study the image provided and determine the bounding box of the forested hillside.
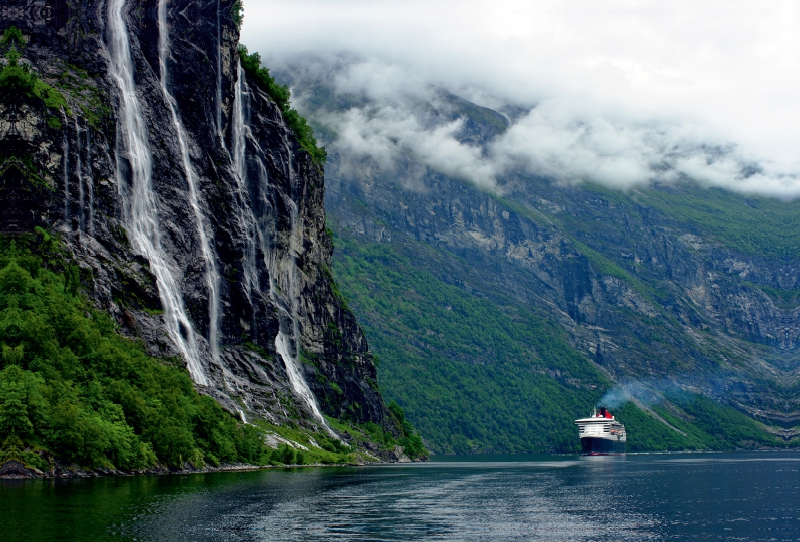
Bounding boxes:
[273,56,799,453]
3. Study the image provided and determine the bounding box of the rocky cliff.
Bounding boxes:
[0,0,393,441]
[273,55,800,452]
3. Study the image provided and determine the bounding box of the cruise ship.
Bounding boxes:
[575,407,626,455]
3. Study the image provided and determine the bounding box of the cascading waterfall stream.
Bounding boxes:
[62,109,69,221]
[232,65,336,436]
[215,0,223,143]
[231,63,259,303]
[74,118,84,231]
[158,0,222,362]
[276,136,338,437]
[106,0,208,386]
[86,126,94,235]
[276,134,336,435]
[285,198,303,369]
[274,331,331,430]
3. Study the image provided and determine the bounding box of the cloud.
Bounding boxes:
[241,1,800,196]
[332,109,498,189]
[281,58,501,189]
[332,60,430,103]
[490,101,800,196]
[492,101,659,188]
[276,54,799,197]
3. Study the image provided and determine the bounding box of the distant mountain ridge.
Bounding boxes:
[273,54,800,453]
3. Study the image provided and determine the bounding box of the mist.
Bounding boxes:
[241,0,800,198]
[261,53,798,198]
[596,379,681,409]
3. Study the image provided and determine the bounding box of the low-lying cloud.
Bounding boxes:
[242,0,800,198]
[272,54,798,198]
[496,102,793,195]
[333,107,499,189]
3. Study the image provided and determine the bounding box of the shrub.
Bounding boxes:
[231,0,244,29]
[388,400,428,460]
[238,45,326,166]
[271,443,296,465]
[1,26,24,49]
[0,43,69,112]
[0,236,268,470]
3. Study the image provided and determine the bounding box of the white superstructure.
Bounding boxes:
[575,407,626,454]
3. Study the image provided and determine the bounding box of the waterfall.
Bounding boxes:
[232,62,247,182]
[231,62,259,303]
[276,135,336,435]
[106,0,208,386]
[158,0,222,362]
[232,66,336,436]
[276,191,337,437]
[86,127,94,235]
[62,109,69,221]
[275,331,332,433]
[74,118,85,231]
[278,194,336,435]
[215,0,223,140]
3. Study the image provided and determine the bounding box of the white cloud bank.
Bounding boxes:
[495,101,796,196]
[241,0,800,197]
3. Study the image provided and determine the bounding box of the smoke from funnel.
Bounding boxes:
[598,386,630,409]
[598,379,678,409]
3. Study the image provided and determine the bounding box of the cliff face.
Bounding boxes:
[0,0,390,434]
[327,169,800,422]
[272,56,800,450]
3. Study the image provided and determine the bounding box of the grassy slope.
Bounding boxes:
[332,234,783,453]
[639,184,800,259]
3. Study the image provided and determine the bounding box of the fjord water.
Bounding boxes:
[5,452,799,541]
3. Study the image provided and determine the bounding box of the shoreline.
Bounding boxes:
[6,448,796,480]
[0,458,401,480]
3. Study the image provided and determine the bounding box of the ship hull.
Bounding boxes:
[580,437,625,455]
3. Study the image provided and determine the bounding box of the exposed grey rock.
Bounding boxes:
[273,58,800,433]
[0,0,392,434]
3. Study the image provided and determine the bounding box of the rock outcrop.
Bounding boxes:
[325,154,800,428]
[0,0,391,434]
[274,57,800,439]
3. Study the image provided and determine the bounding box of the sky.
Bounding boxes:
[241,0,800,197]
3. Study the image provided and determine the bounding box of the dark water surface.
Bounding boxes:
[5,451,800,541]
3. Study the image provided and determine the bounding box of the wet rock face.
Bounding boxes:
[310,108,800,430]
[325,150,800,425]
[0,0,390,431]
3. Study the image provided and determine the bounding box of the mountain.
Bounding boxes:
[272,54,799,454]
[0,1,425,476]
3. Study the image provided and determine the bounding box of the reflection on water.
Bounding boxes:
[5,452,800,541]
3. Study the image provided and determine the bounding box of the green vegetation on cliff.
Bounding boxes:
[639,184,800,259]
[0,234,266,471]
[332,234,604,453]
[0,27,68,112]
[616,396,780,451]
[331,233,785,453]
[238,45,327,165]
[0,232,425,471]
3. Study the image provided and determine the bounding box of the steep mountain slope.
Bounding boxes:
[0,2,422,472]
[273,55,798,453]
